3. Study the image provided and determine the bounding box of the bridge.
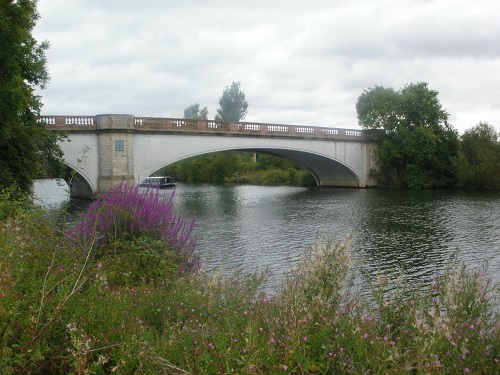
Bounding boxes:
[41,114,378,198]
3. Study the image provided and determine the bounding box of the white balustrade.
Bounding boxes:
[239,123,261,131]
[267,124,289,132]
[65,117,94,126]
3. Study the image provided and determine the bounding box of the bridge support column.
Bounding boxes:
[96,114,136,197]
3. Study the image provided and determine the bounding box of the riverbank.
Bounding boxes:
[1,187,499,373]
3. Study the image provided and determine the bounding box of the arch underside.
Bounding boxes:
[64,165,95,199]
[152,147,361,188]
[246,148,360,187]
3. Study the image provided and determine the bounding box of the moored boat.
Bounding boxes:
[139,176,176,188]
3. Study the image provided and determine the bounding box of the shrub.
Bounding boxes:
[68,183,199,275]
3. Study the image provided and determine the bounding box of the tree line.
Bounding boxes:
[0,1,498,197]
[356,83,500,190]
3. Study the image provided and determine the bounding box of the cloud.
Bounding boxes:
[34,0,500,133]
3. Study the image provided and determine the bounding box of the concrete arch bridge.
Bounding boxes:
[41,114,378,198]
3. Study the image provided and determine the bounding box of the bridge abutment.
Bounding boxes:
[95,114,136,196]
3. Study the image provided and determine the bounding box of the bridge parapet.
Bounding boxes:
[40,115,364,140]
[39,116,95,126]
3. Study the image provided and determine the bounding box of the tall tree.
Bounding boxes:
[0,0,65,194]
[214,81,248,122]
[183,103,208,119]
[454,122,500,190]
[356,82,459,189]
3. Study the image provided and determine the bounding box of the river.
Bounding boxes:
[33,179,500,291]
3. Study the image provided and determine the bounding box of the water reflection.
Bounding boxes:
[33,180,500,291]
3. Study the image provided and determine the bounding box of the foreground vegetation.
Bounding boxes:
[1,186,499,374]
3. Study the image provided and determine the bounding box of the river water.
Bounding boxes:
[33,179,500,291]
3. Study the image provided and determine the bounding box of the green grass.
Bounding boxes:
[1,194,499,374]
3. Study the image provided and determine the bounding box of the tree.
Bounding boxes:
[356,82,459,189]
[454,122,500,190]
[183,103,208,119]
[214,81,248,122]
[0,0,65,195]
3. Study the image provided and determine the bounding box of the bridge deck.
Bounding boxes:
[40,115,365,141]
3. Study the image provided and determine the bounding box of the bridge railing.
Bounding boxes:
[38,116,95,126]
[134,117,364,140]
[40,115,364,140]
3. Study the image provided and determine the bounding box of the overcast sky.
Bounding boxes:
[33,0,500,134]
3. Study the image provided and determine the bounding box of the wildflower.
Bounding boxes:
[302,336,307,341]
[97,262,102,268]
[283,365,288,370]
[270,337,275,343]
[362,333,368,339]
[465,368,470,373]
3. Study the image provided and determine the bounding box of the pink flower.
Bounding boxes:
[362,333,368,339]
[270,337,275,343]
[302,336,307,341]
[97,262,102,268]
[283,365,288,370]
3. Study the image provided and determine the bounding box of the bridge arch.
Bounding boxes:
[135,132,369,189]
[64,165,95,199]
[141,146,361,187]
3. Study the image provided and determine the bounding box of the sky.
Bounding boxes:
[33,0,500,134]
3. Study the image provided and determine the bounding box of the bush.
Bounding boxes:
[68,183,199,275]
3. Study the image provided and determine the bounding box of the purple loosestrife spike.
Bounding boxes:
[68,183,198,272]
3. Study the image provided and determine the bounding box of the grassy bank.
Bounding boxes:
[0,186,499,374]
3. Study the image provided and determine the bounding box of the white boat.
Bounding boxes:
[139,176,176,188]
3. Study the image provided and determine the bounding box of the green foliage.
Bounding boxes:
[161,151,316,186]
[215,81,249,122]
[183,103,208,119]
[0,185,34,220]
[0,0,66,195]
[1,204,499,373]
[455,122,500,190]
[357,82,459,189]
[96,236,180,286]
